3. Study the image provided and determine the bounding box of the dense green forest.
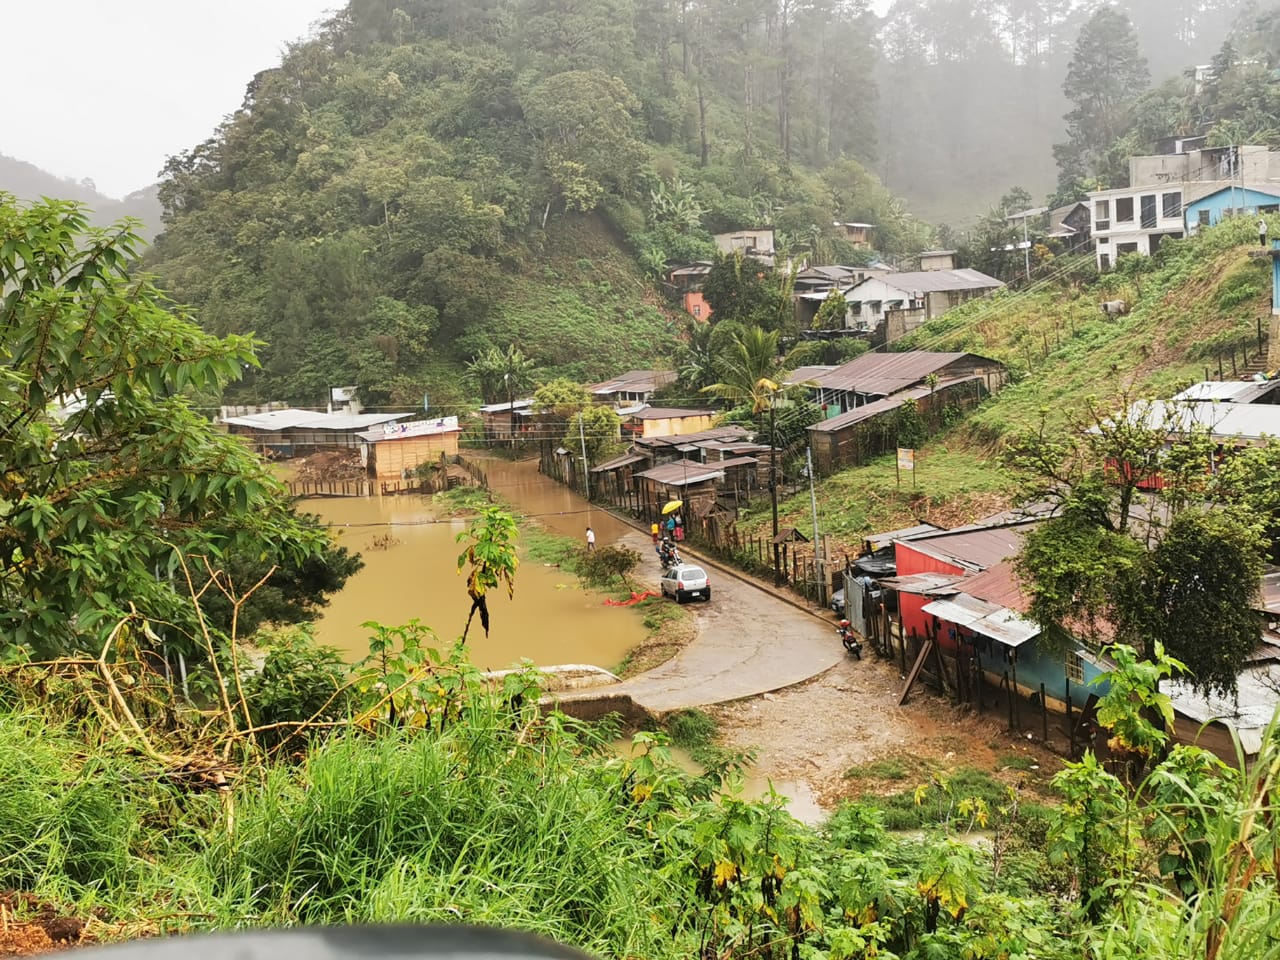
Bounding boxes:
[143,0,933,407]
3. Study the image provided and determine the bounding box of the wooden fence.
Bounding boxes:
[284,478,371,497]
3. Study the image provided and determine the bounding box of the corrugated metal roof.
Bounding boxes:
[784,365,838,385]
[878,572,963,595]
[808,351,991,397]
[629,406,716,420]
[1168,662,1280,755]
[635,459,726,486]
[1120,399,1280,442]
[222,409,410,431]
[589,369,677,395]
[865,523,942,550]
[954,561,1031,613]
[923,591,1041,646]
[358,416,461,442]
[845,269,1002,299]
[808,377,983,433]
[636,426,751,448]
[1172,380,1280,403]
[969,606,1040,646]
[923,595,998,626]
[900,524,1031,573]
[591,452,647,473]
[478,398,534,413]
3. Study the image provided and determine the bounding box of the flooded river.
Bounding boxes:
[303,458,648,671]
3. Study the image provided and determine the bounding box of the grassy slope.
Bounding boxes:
[483,216,679,385]
[753,220,1274,554]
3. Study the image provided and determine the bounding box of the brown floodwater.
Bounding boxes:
[302,458,648,670]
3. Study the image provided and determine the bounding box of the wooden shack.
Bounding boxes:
[359,416,463,481]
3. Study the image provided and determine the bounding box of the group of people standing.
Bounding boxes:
[651,514,684,567]
[584,513,685,565]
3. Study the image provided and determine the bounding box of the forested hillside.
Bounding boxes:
[146,0,927,407]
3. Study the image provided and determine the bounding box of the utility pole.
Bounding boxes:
[769,390,781,582]
[807,444,823,604]
[1022,213,1031,283]
[579,412,591,500]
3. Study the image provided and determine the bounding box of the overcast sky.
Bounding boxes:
[5,0,893,199]
[3,0,337,198]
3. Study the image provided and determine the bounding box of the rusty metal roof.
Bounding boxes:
[808,351,995,397]
[954,561,1031,613]
[899,523,1032,573]
[635,426,752,448]
[589,369,677,395]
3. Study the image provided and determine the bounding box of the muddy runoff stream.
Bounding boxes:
[303,458,649,672]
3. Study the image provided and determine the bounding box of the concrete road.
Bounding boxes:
[605,532,844,713]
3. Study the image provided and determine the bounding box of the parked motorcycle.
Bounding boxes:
[836,619,862,659]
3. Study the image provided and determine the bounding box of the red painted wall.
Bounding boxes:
[894,541,967,643]
[683,291,712,321]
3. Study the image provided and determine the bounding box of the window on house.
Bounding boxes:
[693,305,701,317]
[1115,196,1134,221]
[1100,253,1111,271]
[1095,199,1110,221]
[1162,193,1181,219]
[1198,209,1212,226]
[1140,194,1157,228]
[1066,652,1085,685]
[1117,242,1139,256]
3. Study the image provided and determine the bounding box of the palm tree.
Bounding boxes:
[701,325,785,414]
[702,325,788,578]
[675,318,716,391]
[467,345,535,446]
[467,345,535,405]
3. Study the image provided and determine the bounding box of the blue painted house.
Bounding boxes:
[916,560,1108,713]
[1184,185,1280,234]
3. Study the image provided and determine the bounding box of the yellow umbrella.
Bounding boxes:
[662,500,683,515]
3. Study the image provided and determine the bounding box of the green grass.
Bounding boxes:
[484,219,678,384]
[666,709,718,753]
[843,757,912,781]
[522,526,584,575]
[429,485,491,516]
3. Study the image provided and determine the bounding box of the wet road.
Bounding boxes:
[609,535,844,711]
[478,455,844,713]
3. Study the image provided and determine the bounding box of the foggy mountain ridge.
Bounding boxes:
[873,0,1260,227]
[0,153,163,241]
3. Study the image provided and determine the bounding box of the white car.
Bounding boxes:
[660,563,711,603]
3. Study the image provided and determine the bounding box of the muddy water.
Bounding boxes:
[481,457,638,545]
[304,459,647,670]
